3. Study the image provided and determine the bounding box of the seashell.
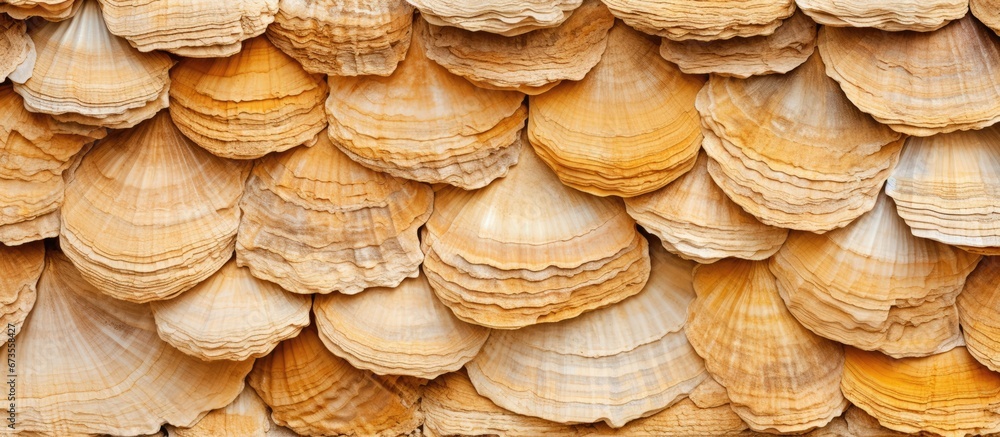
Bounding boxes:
[236,134,433,295]
[149,258,311,361]
[0,84,105,246]
[465,241,705,427]
[528,23,703,197]
[771,191,981,358]
[248,325,425,437]
[421,145,649,329]
[796,0,966,31]
[266,0,413,76]
[625,153,788,263]
[686,258,848,433]
[0,13,34,83]
[326,31,526,189]
[169,36,329,160]
[957,257,1000,372]
[601,0,795,41]
[10,249,253,435]
[697,52,904,232]
[13,0,173,129]
[0,240,43,334]
[0,0,79,21]
[97,0,277,57]
[313,272,490,379]
[406,0,583,36]
[819,16,1000,136]
[842,346,1000,437]
[60,111,251,303]
[885,126,1000,254]
[658,11,816,78]
[167,387,271,437]
[418,0,614,95]
[973,0,1000,35]
[843,406,928,437]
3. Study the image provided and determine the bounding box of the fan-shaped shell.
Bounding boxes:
[407,0,582,36]
[957,257,1000,372]
[0,0,79,21]
[0,14,34,83]
[796,0,967,31]
[973,0,1000,35]
[167,388,272,437]
[601,0,795,41]
[0,241,43,333]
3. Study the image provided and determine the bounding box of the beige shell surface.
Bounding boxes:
[248,326,425,437]
[601,0,795,41]
[0,0,79,21]
[419,0,614,95]
[528,23,703,198]
[958,257,1000,372]
[267,0,413,76]
[0,13,34,83]
[796,0,967,31]
[0,240,43,334]
[407,0,582,36]
[10,250,253,436]
[819,16,1000,136]
[625,153,788,264]
[771,192,980,358]
[326,31,526,189]
[465,242,705,427]
[686,259,848,433]
[13,0,173,129]
[97,0,277,57]
[973,0,1000,35]
[167,388,272,437]
[236,134,433,295]
[658,11,816,79]
[314,272,490,379]
[60,112,250,303]
[169,36,329,160]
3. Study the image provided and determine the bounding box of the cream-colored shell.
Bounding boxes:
[972,0,1000,35]
[167,388,272,437]
[602,0,795,41]
[0,0,79,21]
[407,0,582,36]
[796,0,967,31]
[0,14,34,83]
[0,241,43,334]
[957,257,1000,372]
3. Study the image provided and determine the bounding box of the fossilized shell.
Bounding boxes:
[973,0,1000,35]
[602,0,795,41]
[418,0,613,95]
[886,126,1000,254]
[248,326,425,437]
[167,388,271,437]
[819,16,1000,136]
[169,36,328,160]
[698,52,904,232]
[625,153,788,263]
[957,257,1000,372]
[150,258,311,361]
[97,0,278,57]
[60,111,251,303]
[13,0,173,129]
[407,0,582,36]
[842,346,1000,437]
[0,0,79,20]
[796,0,967,31]
[236,134,433,295]
[422,145,650,329]
[0,240,43,334]
[314,272,490,379]
[326,31,526,189]
[528,23,703,197]
[10,250,253,435]
[266,0,413,76]
[465,242,705,427]
[772,191,981,358]
[0,14,34,83]
[658,11,816,78]
[686,259,848,433]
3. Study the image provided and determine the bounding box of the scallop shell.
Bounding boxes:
[169,36,329,160]
[528,23,703,197]
[0,0,79,20]
[686,258,848,433]
[796,0,967,31]
[972,0,1000,35]
[771,191,980,358]
[167,388,272,437]
[0,240,43,334]
[236,134,433,295]
[819,16,1000,136]
[266,0,413,76]
[325,30,526,189]
[0,14,34,83]
[60,111,251,303]
[601,0,795,41]
[407,0,583,36]
[957,257,1000,372]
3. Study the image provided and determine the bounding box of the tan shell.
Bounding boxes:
[97,0,278,57]
[407,0,582,36]
[0,0,79,21]
[772,192,981,358]
[686,259,848,433]
[418,0,614,95]
[973,0,1000,35]
[0,241,43,334]
[326,31,526,189]
[625,153,788,263]
[0,13,34,83]
[169,36,329,160]
[266,0,413,76]
[314,272,490,379]
[797,0,967,31]
[465,241,706,427]
[422,145,650,329]
[698,52,904,232]
[13,0,173,129]
[602,0,795,41]
[236,134,433,295]
[9,250,253,435]
[658,11,816,79]
[528,23,703,197]
[819,16,1000,136]
[958,257,1000,372]
[248,326,425,437]
[167,388,272,437]
[60,112,250,303]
